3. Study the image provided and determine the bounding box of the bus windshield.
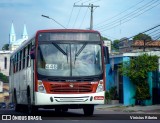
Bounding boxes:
[37,43,102,78]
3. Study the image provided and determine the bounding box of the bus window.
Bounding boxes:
[23,48,26,69]
[27,44,31,67]
[16,54,18,72]
[19,51,22,71]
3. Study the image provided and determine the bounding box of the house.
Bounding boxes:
[106,51,160,106]
[0,82,9,102]
[0,23,28,103]
[0,50,12,76]
[119,39,160,53]
[104,40,112,53]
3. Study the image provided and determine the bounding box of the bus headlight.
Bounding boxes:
[39,86,45,92]
[38,80,46,93]
[96,85,103,93]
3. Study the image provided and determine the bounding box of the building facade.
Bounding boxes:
[106,51,160,106]
[0,23,29,76]
[119,39,160,53]
[0,51,12,76]
[104,40,111,53]
[0,23,28,102]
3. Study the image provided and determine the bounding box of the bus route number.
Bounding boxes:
[45,64,58,70]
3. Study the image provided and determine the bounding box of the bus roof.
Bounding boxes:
[36,29,100,34]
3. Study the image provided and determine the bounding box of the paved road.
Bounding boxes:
[0,108,159,123]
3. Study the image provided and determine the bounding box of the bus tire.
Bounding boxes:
[55,107,61,112]
[62,107,68,112]
[14,89,20,112]
[27,87,37,114]
[83,105,94,116]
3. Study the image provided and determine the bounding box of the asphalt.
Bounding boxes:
[95,104,160,114]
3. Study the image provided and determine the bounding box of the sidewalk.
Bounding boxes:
[95,104,160,114]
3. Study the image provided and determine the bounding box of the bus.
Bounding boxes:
[9,29,109,116]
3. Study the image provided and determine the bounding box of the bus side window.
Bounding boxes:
[9,58,13,75]
[19,50,22,71]
[13,56,16,73]
[103,46,110,64]
[23,48,26,69]
[16,54,18,72]
[27,44,31,67]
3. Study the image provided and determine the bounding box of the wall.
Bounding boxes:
[107,52,160,106]
[0,81,3,92]
[0,51,12,76]
[122,56,136,106]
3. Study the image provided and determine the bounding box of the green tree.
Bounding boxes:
[2,44,9,50]
[0,72,9,83]
[101,36,110,41]
[133,33,152,41]
[112,40,120,51]
[118,54,158,103]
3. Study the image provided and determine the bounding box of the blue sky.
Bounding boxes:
[0,0,160,49]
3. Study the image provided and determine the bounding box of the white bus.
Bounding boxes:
[9,29,109,116]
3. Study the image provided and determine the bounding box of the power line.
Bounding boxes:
[94,0,145,27]
[101,33,117,40]
[146,28,160,35]
[79,7,89,28]
[106,24,160,42]
[99,0,160,32]
[150,31,160,37]
[67,0,84,28]
[127,24,160,40]
[154,35,160,40]
[141,24,160,34]
[97,0,158,30]
[116,24,160,51]
[73,6,82,28]
[74,4,99,30]
[97,0,159,29]
[67,6,74,28]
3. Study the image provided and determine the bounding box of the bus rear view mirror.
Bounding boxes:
[103,46,110,64]
[30,46,35,59]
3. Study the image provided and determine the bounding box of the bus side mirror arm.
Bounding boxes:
[30,46,35,59]
[103,46,110,64]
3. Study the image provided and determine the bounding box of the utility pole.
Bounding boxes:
[74,4,99,30]
[143,39,146,52]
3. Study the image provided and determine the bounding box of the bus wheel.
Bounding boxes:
[83,105,94,116]
[14,90,20,112]
[62,107,68,112]
[55,107,61,112]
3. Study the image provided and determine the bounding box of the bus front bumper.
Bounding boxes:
[35,91,105,105]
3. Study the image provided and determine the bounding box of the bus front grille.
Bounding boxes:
[49,83,92,93]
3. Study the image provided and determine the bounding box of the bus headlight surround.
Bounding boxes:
[96,85,103,93]
[38,80,46,93]
[39,86,44,92]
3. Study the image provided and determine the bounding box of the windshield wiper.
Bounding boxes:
[52,43,68,62]
[52,43,67,55]
[74,43,87,64]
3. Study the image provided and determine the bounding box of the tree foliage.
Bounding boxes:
[101,36,110,41]
[0,72,8,83]
[118,53,158,101]
[133,33,152,41]
[2,44,9,50]
[112,40,120,50]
